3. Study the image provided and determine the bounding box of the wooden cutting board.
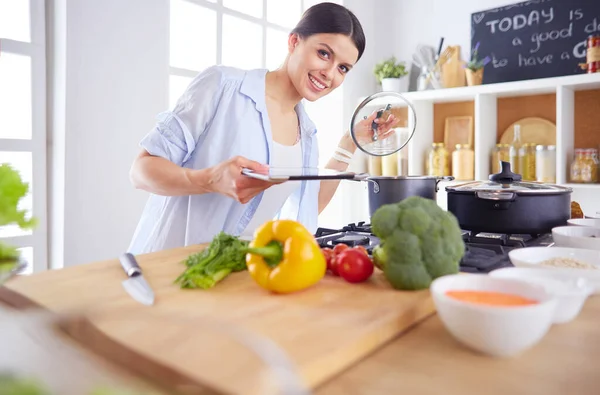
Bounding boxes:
[499,117,556,146]
[2,245,436,394]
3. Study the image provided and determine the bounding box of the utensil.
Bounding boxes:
[552,226,600,251]
[445,161,572,234]
[431,274,557,358]
[489,267,593,324]
[366,176,454,217]
[119,253,155,306]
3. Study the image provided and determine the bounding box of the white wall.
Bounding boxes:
[48,0,169,267]
[392,0,518,72]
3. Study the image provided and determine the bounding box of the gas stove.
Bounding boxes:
[314,222,554,274]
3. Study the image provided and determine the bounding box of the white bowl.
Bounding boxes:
[430,274,557,358]
[552,226,600,251]
[585,211,600,220]
[508,247,600,293]
[489,267,593,324]
[567,218,600,228]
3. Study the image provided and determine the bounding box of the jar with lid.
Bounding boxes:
[587,35,600,74]
[490,143,510,174]
[535,145,556,183]
[581,148,599,183]
[520,143,537,181]
[570,149,586,183]
[591,148,600,183]
[425,142,449,177]
[452,144,474,181]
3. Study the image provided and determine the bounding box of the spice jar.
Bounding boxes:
[587,35,600,73]
[570,149,586,183]
[520,143,537,181]
[535,145,556,183]
[581,148,599,183]
[452,144,474,181]
[490,143,510,174]
[426,142,449,177]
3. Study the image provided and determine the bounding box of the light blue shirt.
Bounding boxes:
[128,65,321,254]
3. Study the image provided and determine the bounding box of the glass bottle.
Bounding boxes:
[490,143,510,174]
[426,142,449,177]
[452,144,474,181]
[509,124,523,174]
[520,143,537,181]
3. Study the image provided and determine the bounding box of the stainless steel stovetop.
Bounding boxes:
[314,222,554,274]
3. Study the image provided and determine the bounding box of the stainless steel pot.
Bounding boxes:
[445,161,573,235]
[366,175,454,217]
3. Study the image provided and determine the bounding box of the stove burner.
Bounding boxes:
[331,234,371,247]
[314,223,553,274]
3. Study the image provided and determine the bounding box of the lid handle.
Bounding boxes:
[489,161,522,183]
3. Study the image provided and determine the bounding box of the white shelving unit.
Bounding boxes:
[357,72,600,214]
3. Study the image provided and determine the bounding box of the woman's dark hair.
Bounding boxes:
[291,2,366,62]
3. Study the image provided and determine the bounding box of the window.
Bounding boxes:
[168,0,347,227]
[0,0,47,273]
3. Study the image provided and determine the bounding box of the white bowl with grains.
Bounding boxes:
[552,226,600,251]
[489,267,594,324]
[508,246,600,294]
[567,218,600,228]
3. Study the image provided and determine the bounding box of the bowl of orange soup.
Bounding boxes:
[430,274,557,357]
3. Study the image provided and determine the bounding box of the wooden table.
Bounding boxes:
[3,245,600,395]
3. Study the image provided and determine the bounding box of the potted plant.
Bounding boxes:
[0,163,37,283]
[374,56,409,92]
[464,42,491,86]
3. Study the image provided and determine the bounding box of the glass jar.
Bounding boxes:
[591,149,600,183]
[520,143,537,181]
[452,144,474,181]
[426,142,449,177]
[535,145,556,183]
[570,149,585,183]
[581,149,599,183]
[490,143,511,174]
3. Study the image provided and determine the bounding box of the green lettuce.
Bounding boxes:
[0,163,37,262]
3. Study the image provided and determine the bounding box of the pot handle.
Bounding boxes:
[476,191,517,201]
[435,176,454,192]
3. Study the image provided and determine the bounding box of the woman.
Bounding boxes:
[127,2,396,254]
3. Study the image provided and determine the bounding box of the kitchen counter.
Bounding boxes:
[2,245,600,395]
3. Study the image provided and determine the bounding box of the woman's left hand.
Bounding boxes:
[351,109,398,147]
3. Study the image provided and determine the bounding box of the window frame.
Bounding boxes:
[168,0,304,84]
[0,0,48,273]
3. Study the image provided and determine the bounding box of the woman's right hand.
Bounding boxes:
[203,156,274,204]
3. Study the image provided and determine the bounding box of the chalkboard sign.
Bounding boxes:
[471,0,600,84]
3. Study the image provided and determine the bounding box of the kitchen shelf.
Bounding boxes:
[355,72,600,216]
[362,72,600,105]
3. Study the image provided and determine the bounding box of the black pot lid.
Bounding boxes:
[445,161,572,194]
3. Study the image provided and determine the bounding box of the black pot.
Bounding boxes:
[367,176,454,217]
[445,161,573,235]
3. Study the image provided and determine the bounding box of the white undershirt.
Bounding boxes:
[241,140,303,238]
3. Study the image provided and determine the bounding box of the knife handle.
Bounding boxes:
[120,253,142,277]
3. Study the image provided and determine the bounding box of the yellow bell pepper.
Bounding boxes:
[246,219,326,294]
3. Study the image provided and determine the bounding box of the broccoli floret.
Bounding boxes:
[371,196,465,290]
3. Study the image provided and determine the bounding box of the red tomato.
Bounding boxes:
[353,245,369,256]
[321,248,337,275]
[333,243,349,256]
[336,249,374,283]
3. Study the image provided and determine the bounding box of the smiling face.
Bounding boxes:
[286,33,359,102]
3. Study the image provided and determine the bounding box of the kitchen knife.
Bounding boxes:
[119,252,155,306]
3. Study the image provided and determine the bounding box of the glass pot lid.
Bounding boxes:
[349,91,417,157]
[445,161,573,194]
